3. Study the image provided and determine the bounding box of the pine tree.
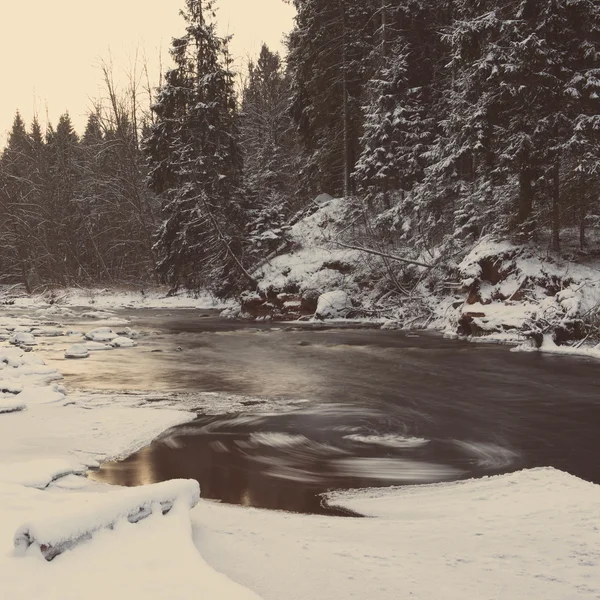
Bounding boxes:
[441,0,600,248]
[287,0,378,198]
[240,44,300,256]
[145,0,250,293]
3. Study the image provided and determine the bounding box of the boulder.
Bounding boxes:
[64,344,90,359]
[84,327,118,342]
[315,290,352,319]
[9,332,36,346]
[110,336,137,348]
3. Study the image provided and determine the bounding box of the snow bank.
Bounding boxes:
[15,479,200,560]
[196,468,600,600]
[0,483,263,600]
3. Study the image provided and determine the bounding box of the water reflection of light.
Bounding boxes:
[133,448,157,486]
[240,489,253,507]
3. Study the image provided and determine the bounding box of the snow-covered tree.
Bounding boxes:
[145,0,250,293]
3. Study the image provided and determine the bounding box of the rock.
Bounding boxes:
[110,337,137,348]
[116,327,141,339]
[9,332,36,346]
[84,327,118,342]
[381,320,402,331]
[315,290,352,319]
[64,344,90,359]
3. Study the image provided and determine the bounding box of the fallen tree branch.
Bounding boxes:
[332,241,435,269]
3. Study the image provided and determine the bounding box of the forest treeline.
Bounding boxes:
[1,0,599,294]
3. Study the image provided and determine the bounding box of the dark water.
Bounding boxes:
[68,310,600,514]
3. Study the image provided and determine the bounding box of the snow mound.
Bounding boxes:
[84,327,118,342]
[116,326,141,339]
[315,290,352,319]
[14,479,200,560]
[110,336,137,348]
[65,344,90,359]
[0,379,24,394]
[0,398,25,414]
[9,332,36,346]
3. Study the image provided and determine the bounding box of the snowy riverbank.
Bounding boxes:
[0,304,598,599]
[217,196,600,360]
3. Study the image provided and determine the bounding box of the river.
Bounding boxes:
[37,308,600,514]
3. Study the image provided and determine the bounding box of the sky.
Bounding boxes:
[0,0,296,145]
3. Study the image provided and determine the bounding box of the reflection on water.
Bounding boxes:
[91,401,523,513]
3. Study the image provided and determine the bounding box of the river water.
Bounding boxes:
[39,309,600,514]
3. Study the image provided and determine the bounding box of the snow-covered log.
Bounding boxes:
[14,479,200,561]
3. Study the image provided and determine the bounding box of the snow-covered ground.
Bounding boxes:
[195,467,600,600]
[0,303,599,599]
[3,285,228,312]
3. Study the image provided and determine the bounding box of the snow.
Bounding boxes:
[9,331,36,346]
[196,468,600,600]
[12,287,229,312]
[110,336,137,348]
[0,319,257,600]
[513,332,600,360]
[0,397,25,414]
[64,344,89,359]
[0,484,263,600]
[315,290,352,319]
[0,459,84,489]
[84,327,118,342]
[14,479,200,559]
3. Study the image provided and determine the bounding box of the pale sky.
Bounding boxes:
[0,0,296,145]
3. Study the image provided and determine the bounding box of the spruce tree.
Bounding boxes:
[145,0,248,292]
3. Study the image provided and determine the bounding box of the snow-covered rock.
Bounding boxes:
[110,336,137,348]
[64,344,90,359]
[315,290,352,319]
[14,479,200,560]
[9,332,36,346]
[116,326,141,339]
[85,327,118,342]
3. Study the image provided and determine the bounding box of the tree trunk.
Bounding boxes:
[551,160,560,253]
[340,0,350,199]
[518,168,533,224]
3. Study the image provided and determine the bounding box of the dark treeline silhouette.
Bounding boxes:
[2,0,599,293]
